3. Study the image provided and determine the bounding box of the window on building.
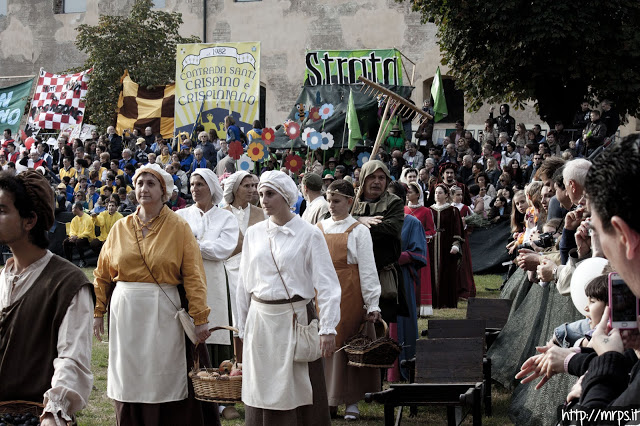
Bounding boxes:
[422,75,464,124]
[0,0,7,16]
[63,0,86,13]
[152,0,166,8]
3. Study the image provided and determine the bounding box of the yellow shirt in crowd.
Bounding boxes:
[93,211,123,242]
[93,206,210,325]
[59,167,77,181]
[68,213,96,241]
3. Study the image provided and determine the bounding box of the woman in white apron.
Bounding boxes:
[236,170,342,426]
[221,171,265,360]
[176,168,238,364]
[93,164,214,426]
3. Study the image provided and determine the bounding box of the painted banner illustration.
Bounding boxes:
[175,42,260,138]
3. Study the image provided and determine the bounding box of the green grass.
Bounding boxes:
[76,269,513,425]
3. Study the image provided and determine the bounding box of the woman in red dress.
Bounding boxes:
[450,186,476,300]
[404,182,436,316]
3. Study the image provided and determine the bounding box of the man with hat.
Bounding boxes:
[427,162,471,206]
[301,172,329,225]
[386,124,404,150]
[322,173,335,192]
[323,157,338,177]
[0,170,95,425]
[351,160,407,323]
[134,137,152,165]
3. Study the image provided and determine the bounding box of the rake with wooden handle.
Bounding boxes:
[349,77,433,214]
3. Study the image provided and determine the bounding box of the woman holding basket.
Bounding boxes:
[236,170,341,425]
[317,179,382,421]
[93,163,213,425]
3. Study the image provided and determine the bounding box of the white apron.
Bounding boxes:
[242,298,313,410]
[223,253,241,334]
[204,258,231,345]
[107,281,187,403]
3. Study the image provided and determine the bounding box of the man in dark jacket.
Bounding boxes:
[572,101,591,133]
[582,111,607,156]
[489,104,516,138]
[106,126,123,160]
[600,99,619,139]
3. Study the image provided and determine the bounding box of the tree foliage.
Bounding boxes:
[404,0,640,125]
[75,0,199,130]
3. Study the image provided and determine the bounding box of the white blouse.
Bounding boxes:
[318,216,381,314]
[236,215,341,338]
[176,205,239,262]
[0,251,93,426]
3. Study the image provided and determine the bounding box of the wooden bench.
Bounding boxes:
[466,298,512,349]
[422,319,492,416]
[366,337,484,426]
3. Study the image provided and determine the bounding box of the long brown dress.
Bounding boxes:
[428,203,464,309]
[318,222,380,407]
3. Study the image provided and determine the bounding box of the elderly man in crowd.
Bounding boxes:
[351,160,406,323]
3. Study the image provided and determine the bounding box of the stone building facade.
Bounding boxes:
[1,0,636,135]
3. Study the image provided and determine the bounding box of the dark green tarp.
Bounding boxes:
[270,84,413,149]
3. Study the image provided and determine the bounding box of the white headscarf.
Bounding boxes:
[133,163,174,202]
[192,168,224,206]
[223,170,250,204]
[259,170,299,208]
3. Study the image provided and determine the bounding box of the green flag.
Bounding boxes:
[430,67,448,122]
[346,89,362,149]
[0,79,33,137]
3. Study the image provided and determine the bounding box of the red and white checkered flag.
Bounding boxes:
[28,68,93,130]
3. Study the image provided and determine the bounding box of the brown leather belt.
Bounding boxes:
[251,294,305,305]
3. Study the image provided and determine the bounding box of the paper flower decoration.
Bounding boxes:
[319,132,335,150]
[301,127,314,142]
[309,106,321,122]
[285,154,304,174]
[247,142,266,162]
[261,128,275,145]
[237,154,254,172]
[285,122,301,140]
[228,141,244,160]
[319,104,334,120]
[357,152,370,167]
[305,130,323,150]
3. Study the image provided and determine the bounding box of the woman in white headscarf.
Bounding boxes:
[221,171,265,361]
[236,170,341,426]
[176,168,239,366]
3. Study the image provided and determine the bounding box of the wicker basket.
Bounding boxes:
[343,319,401,368]
[0,400,44,416]
[189,325,242,403]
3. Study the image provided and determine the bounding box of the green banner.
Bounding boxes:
[0,79,33,136]
[304,49,403,86]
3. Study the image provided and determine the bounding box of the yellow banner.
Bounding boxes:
[174,42,260,138]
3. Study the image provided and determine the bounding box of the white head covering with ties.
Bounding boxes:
[192,168,224,205]
[259,170,299,208]
[223,170,250,204]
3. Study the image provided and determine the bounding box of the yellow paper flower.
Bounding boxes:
[247,142,266,161]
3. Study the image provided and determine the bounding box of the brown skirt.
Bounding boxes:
[324,322,381,406]
[244,301,331,426]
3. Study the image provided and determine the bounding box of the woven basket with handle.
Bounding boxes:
[343,319,402,368]
[188,325,242,403]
